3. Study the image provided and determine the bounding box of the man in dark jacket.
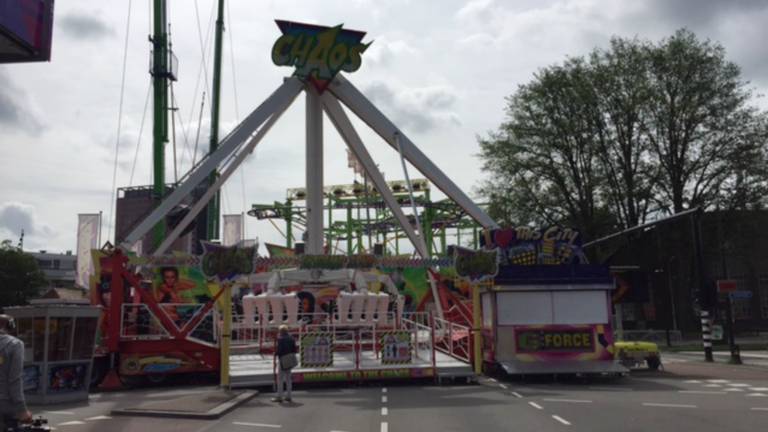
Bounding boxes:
[0,314,32,430]
[272,325,297,403]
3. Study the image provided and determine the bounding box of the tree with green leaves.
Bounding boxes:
[0,240,47,308]
[478,29,768,238]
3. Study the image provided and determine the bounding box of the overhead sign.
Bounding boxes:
[717,279,738,293]
[272,20,371,92]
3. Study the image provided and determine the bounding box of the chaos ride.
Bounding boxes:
[89,20,624,389]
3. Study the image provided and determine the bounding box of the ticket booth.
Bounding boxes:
[5,303,101,404]
[481,265,626,375]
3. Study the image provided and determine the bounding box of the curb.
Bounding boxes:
[110,390,258,420]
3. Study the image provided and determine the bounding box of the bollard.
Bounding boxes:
[729,344,742,365]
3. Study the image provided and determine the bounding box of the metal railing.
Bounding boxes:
[433,317,471,363]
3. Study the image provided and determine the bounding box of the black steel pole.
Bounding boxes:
[691,210,713,362]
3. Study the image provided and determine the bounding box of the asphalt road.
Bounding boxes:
[30,358,768,432]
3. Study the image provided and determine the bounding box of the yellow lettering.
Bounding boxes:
[544,334,552,347]
[562,333,572,347]
[343,42,369,72]
[302,27,339,79]
[271,35,295,65]
[543,226,559,242]
[328,43,348,70]
[552,334,562,347]
[582,334,591,347]
[290,34,313,67]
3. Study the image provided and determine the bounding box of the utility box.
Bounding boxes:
[5,303,101,404]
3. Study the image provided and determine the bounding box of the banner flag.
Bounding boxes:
[76,213,101,288]
[223,214,244,246]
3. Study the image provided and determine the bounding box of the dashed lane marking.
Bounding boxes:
[45,411,75,415]
[552,415,571,426]
[724,388,744,392]
[381,422,388,432]
[703,384,722,388]
[542,398,593,404]
[684,380,702,384]
[232,422,282,428]
[727,383,751,387]
[751,407,768,411]
[588,386,633,391]
[56,421,85,426]
[382,388,387,393]
[529,402,544,410]
[85,416,112,421]
[678,390,726,395]
[705,379,730,383]
[512,392,523,398]
[750,388,768,391]
[642,403,697,409]
[381,407,388,416]
[382,396,387,403]
[747,393,768,397]
[500,384,508,390]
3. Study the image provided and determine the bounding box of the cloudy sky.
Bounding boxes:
[2,0,768,253]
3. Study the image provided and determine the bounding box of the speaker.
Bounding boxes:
[373,243,384,256]
[295,242,305,255]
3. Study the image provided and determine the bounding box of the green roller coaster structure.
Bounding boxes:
[248,179,485,257]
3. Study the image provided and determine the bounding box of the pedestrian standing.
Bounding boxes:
[0,314,32,431]
[272,325,297,403]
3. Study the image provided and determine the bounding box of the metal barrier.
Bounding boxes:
[433,317,471,363]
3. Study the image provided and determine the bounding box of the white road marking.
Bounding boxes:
[500,384,508,389]
[381,407,388,416]
[85,416,112,421]
[685,380,703,384]
[382,388,387,393]
[488,378,497,382]
[751,407,768,411]
[232,422,282,428]
[45,411,75,415]
[552,415,571,426]
[529,402,544,410]
[747,393,768,397]
[724,388,744,392]
[382,396,387,403]
[589,386,633,391]
[642,403,697,409]
[381,422,388,432]
[750,388,768,391]
[703,384,722,388]
[512,392,523,398]
[706,379,729,383]
[727,383,751,387]
[678,390,726,395]
[542,398,592,403]
[57,421,86,426]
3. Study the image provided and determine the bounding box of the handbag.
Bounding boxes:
[279,352,298,370]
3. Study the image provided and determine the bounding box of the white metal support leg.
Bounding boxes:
[121,77,305,250]
[320,93,427,258]
[306,86,324,255]
[328,75,498,230]
[154,89,299,255]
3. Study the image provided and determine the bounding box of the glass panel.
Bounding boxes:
[47,317,74,361]
[15,318,34,360]
[72,317,98,359]
[33,318,46,362]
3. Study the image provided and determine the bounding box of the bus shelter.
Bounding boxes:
[5,303,101,404]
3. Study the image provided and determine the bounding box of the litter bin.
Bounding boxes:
[4,303,101,404]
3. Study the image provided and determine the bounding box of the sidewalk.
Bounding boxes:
[671,350,768,368]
